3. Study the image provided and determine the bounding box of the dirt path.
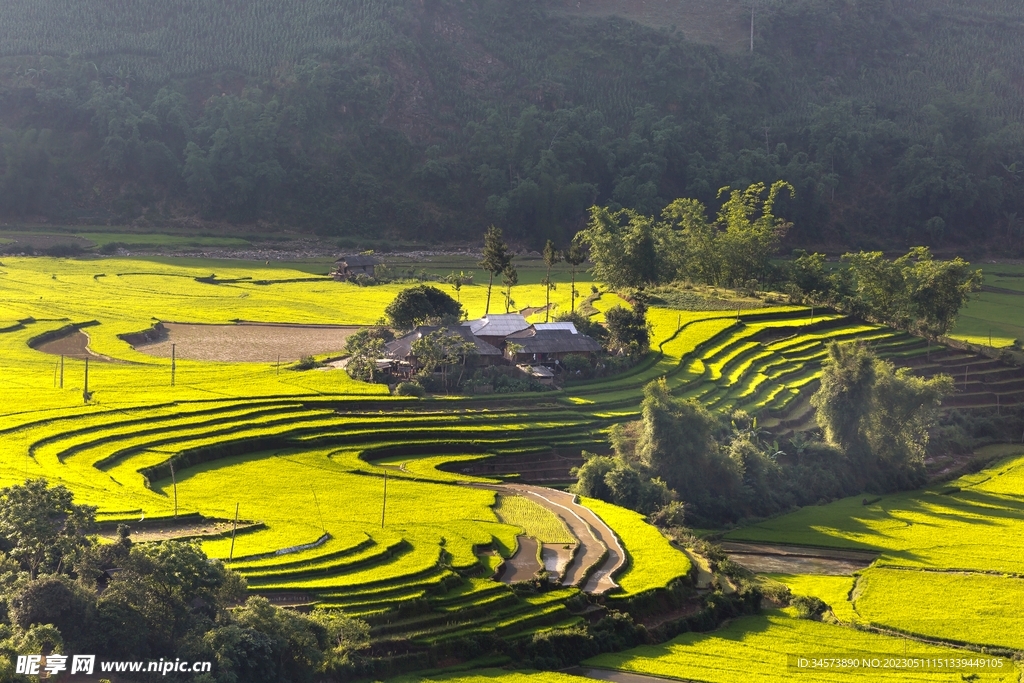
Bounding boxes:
[721,541,877,575]
[499,535,542,583]
[475,483,625,594]
[566,667,699,683]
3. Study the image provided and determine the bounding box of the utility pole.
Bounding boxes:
[170,462,178,518]
[171,343,176,386]
[750,3,755,52]
[311,485,326,535]
[229,503,239,561]
[381,470,388,529]
[83,358,90,403]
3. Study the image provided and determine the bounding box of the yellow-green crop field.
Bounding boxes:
[494,495,577,545]
[3,255,1017,679]
[584,612,1020,683]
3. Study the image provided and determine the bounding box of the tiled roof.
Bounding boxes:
[464,314,530,337]
[507,329,603,354]
[336,255,381,267]
[385,326,503,359]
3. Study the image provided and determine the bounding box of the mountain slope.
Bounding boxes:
[0,0,1022,252]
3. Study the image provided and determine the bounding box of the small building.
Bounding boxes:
[333,255,381,280]
[517,364,556,386]
[505,324,604,365]
[384,325,504,370]
[463,314,531,350]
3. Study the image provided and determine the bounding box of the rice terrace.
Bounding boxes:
[5,0,1024,678]
[0,226,1022,683]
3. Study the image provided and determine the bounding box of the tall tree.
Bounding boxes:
[479,226,513,315]
[0,480,96,580]
[501,264,519,314]
[716,180,794,286]
[542,239,562,322]
[811,342,876,458]
[564,240,586,313]
[575,206,679,290]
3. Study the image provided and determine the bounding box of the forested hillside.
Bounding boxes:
[1,0,1022,251]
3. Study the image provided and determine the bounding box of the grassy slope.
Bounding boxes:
[725,450,1024,573]
[585,612,1020,683]
[949,263,1024,348]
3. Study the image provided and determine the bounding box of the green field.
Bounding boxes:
[1,255,1022,679]
[726,450,1024,573]
[580,497,692,596]
[853,567,1024,650]
[494,495,577,545]
[951,263,1024,348]
[585,612,1020,683]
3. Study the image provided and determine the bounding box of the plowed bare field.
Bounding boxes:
[135,322,361,362]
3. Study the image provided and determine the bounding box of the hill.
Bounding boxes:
[1,0,1022,251]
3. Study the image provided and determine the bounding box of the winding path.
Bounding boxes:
[472,482,626,594]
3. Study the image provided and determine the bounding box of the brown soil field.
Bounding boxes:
[134,322,361,362]
[36,330,119,362]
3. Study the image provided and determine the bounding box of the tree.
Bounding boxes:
[542,239,562,322]
[501,264,519,314]
[716,181,794,286]
[344,327,394,383]
[445,270,471,302]
[0,479,96,580]
[865,362,953,489]
[564,240,587,313]
[479,225,513,314]
[662,197,719,285]
[307,607,371,669]
[412,328,477,393]
[905,248,983,337]
[575,206,679,289]
[99,540,246,653]
[811,342,876,457]
[811,342,953,489]
[605,299,650,355]
[8,575,99,652]
[385,285,462,329]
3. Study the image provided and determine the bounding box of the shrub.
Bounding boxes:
[791,595,828,619]
[292,356,323,371]
[394,381,425,397]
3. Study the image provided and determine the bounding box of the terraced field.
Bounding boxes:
[2,256,1022,678]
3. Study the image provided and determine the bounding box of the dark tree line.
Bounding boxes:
[2,1,1024,250]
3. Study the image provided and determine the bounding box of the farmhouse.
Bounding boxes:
[505,322,603,364]
[384,325,504,372]
[332,254,381,280]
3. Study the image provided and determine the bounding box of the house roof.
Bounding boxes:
[385,326,503,359]
[518,364,555,378]
[506,328,603,355]
[533,322,579,334]
[335,255,381,268]
[464,314,530,337]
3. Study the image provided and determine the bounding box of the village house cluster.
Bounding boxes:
[382,313,603,386]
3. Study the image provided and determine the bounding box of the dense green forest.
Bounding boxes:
[1,0,1023,251]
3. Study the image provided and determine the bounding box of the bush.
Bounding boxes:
[43,243,85,257]
[791,595,828,619]
[292,356,323,370]
[394,381,425,397]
